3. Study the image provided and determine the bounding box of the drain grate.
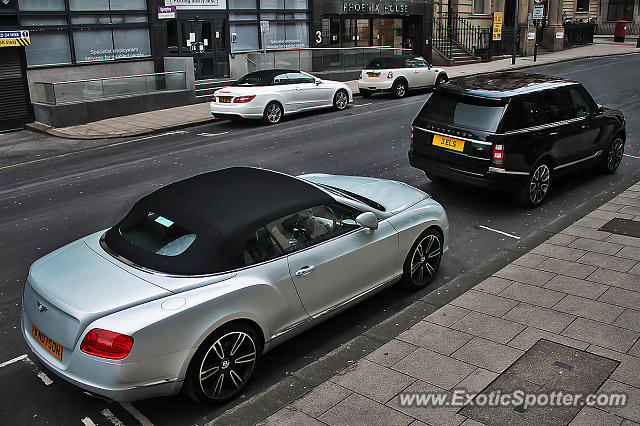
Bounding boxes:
[599,218,640,238]
[460,339,619,425]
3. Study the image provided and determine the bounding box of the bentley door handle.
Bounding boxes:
[295,265,316,276]
[548,131,559,136]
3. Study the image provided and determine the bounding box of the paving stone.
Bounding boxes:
[553,295,625,324]
[397,321,473,356]
[532,243,587,261]
[631,263,640,276]
[561,224,612,241]
[513,253,548,268]
[575,216,610,229]
[425,304,470,327]
[451,337,524,374]
[366,339,418,367]
[259,406,326,426]
[494,264,556,286]
[587,345,640,388]
[507,326,589,351]
[578,252,638,273]
[621,419,640,426]
[290,381,352,418]
[546,233,578,246]
[562,318,640,353]
[499,282,567,308]
[455,368,499,393]
[599,287,640,310]
[392,348,476,390]
[543,274,609,299]
[386,380,468,426]
[568,237,624,255]
[597,203,624,213]
[460,419,487,426]
[451,311,525,344]
[503,303,575,333]
[331,359,415,403]
[319,393,413,426]
[450,290,519,317]
[587,268,640,291]
[629,339,640,357]
[618,246,640,262]
[588,209,636,221]
[537,257,598,279]
[621,206,640,216]
[606,234,640,248]
[569,406,623,426]
[598,380,640,423]
[474,277,514,295]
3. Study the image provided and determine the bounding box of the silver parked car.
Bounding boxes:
[22,167,448,403]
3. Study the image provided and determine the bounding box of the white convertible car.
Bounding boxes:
[358,55,448,98]
[210,69,353,125]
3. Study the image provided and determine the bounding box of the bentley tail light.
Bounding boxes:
[492,144,505,167]
[81,329,134,359]
[234,95,256,103]
[387,71,393,79]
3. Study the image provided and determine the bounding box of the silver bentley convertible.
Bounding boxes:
[22,167,448,403]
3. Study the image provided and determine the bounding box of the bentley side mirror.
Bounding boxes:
[356,212,378,230]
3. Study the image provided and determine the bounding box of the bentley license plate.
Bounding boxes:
[32,324,63,361]
[432,134,465,152]
[218,97,232,103]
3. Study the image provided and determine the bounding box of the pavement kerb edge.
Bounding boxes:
[211,165,640,426]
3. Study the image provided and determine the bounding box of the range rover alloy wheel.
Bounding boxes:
[601,136,624,174]
[519,163,551,208]
[392,80,407,98]
[263,102,283,125]
[185,323,261,404]
[402,228,442,289]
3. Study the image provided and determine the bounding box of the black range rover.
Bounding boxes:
[408,72,626,207]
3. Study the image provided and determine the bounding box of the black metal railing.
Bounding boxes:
[433,12,490,60]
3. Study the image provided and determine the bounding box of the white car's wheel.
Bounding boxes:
[392,79,407,99]
[263,102,283,125]
[333,90,349,111]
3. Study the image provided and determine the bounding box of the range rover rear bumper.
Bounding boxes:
[408,149,528,191]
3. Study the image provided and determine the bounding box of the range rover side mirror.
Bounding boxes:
[597,104,604,114]
[356,212,378,230]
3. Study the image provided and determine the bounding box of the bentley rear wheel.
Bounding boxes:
[184,323,261,404]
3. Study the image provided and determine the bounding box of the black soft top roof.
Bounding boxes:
[438,72,579,99]
[232,69,300,86]
[104,167,334,275]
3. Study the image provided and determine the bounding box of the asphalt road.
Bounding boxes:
[1,54,639,426]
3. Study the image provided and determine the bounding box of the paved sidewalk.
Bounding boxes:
[30,42,639,140]
[211,182,640,425]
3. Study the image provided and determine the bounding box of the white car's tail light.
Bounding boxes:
[387,71,393,79]
[492,144,505,167]
[81,329,134,359]
[234,95,256,103]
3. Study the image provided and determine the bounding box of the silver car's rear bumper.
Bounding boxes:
[21,307,189,401]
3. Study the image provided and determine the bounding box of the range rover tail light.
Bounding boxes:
[81,329,134,359]
[492,144,505,167]
[387,71,393,79]
[234,95,256,103]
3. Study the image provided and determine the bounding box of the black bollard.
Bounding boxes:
[534,43,538,62]
[637,36,640,47]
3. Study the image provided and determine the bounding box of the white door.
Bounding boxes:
[410,57,434,88]
[287,72,327,109]
[272,73,298,112]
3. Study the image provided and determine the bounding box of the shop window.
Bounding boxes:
[607,0,634,20]
[18,0,65,11]
[69,0,109,10]
[73,27,150,62]
[229,0,256,9]
[20,16,67,26]
[167,20,178,51]
[576,0,589,12]
[25,29,72,66]
[230,12,257,20]
[110,0,147,10]
[260,0,307,9]
[230,23,259,51]
[262,21,308,49]
[285,0,307,9]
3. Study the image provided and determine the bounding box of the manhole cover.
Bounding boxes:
[459,339,619,425]
[599,218,640,238]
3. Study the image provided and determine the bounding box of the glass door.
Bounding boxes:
[179,16,229,79]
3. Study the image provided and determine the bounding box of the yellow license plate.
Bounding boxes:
[32,325,63,361]
[219,97,232,103]
[367,72,380,77]
[432,134,465,152]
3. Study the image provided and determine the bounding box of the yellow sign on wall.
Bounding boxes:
[493,12,503,41]
[0,30,31,47]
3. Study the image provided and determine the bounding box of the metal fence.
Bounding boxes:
[433,12,489,59]
[243,47,412,74]
[33,71,187,105]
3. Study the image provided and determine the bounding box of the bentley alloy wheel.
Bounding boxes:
[403,229,442,288]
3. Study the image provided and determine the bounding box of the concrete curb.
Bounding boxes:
[210,165,640,425]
